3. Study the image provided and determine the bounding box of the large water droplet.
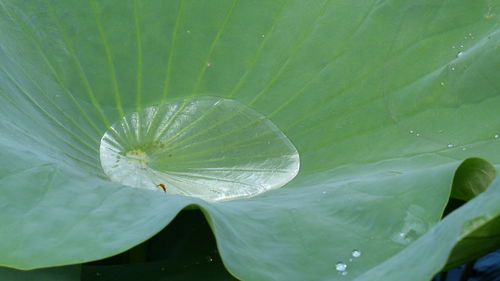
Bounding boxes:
[351,249,361,258]
[335,262,347,272]
[100,97,300,202]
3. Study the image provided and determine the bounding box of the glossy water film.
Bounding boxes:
[100,96,300,202]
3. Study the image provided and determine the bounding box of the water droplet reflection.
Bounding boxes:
[352,249,361,258]
[335,262,347,272]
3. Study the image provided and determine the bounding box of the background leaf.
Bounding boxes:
[450,158,497,201]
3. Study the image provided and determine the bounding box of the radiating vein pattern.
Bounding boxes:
[100,96,300,202]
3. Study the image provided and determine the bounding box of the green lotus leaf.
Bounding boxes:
[0,0,499,280]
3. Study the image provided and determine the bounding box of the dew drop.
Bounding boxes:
[452,45,456,49]
[416,133,421,137]
[409,130,414,134]
[451,67,455,71]
[186,30,191,34]
[399,232,405,238]
[99,97,300,202]
[206,62,212,67]
[440,82,445,86]
[457,51,464,57]
[460,44,464,48]
[447,143,454,148]
[261,34,265,38]
[494,134,499,139]
[335,262,347,272]
[322,191,327,195]
[206,256,214,263]
[351,249,361,258]
[341,271,348,276]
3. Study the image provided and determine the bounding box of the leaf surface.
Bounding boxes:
[0,0,499,280]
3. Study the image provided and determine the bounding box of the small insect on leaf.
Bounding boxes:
[156,184,166,192]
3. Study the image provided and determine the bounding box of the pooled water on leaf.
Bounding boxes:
[100,96,300,202]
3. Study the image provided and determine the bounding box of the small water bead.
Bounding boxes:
[494,134,499,139]
[341,271,348,276]
[447,143,454,148]
[460,44,464,48]
[409,130,414,134]
[457,51,464,58]
[440,82,445,86]
[351,250,361,258]
[451,67,455,71]
[335,262,347,272]
[416,133,421,137]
